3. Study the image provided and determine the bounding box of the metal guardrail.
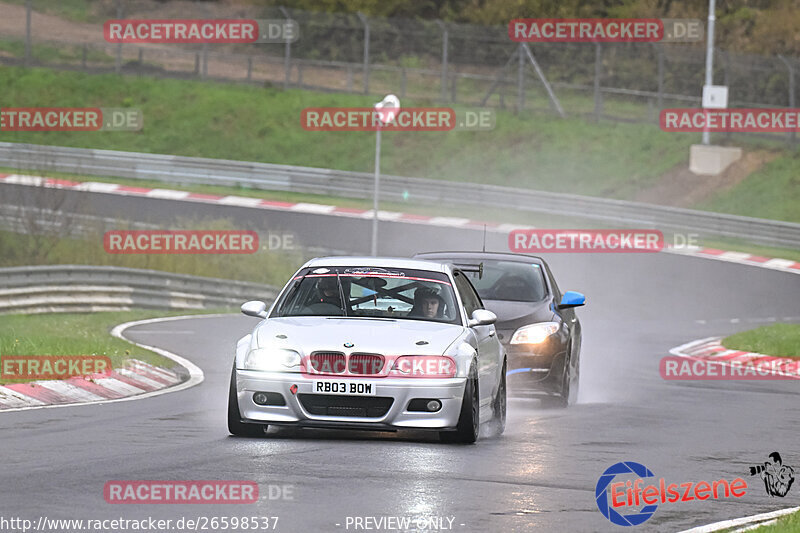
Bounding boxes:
[1,142,799,249]
[0,265,277,314]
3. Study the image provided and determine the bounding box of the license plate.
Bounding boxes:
[312,380,376,396]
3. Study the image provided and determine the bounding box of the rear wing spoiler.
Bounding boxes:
[450,262,484,279]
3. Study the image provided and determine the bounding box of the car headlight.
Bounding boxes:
[243,348,301,371]
[510,322,559,344]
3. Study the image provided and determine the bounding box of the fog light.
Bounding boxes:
[253,392,269,405]
[426,400,441,412]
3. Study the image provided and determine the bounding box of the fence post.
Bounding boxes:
[115,0,123,73]
[594,43,603,118]
[24,0,32,66]
[279,6,292,89]
[435,20,449,103]
[517,43,525,113]
[357,12,370,94]
[778,55,796,145]
[346,65,354,92]
[202,42,208,79]
[82,44,88,69]
[247,56,252,81]
[656,43,664,111]
[401,67,407,98]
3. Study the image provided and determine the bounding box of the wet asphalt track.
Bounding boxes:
[1,185,800,532]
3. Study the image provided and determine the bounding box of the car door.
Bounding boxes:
[453,270,500,406]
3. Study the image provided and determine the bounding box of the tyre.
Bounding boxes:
[227,366,268,437]
[545,347,578,408]
[488,360,507,436]
[440,369,479,444]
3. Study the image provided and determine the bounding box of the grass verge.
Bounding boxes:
[723,324,800,359]
[738,509,800,532]
[0,67,704,199]
[0,309,230,385]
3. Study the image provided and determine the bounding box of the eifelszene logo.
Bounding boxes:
[595,461,747,526]
[749,452,795,497]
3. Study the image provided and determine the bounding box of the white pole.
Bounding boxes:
[371,125,381,256]
[702,0,716,145]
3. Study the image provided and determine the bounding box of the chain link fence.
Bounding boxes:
[1,0,798,141]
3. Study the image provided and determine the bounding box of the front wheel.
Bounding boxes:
[228,366,268,437]
[440,372,479,444]
[546,348,579,408]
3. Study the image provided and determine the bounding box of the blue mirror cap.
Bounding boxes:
[559,291,585,307]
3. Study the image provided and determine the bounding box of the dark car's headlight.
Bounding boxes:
[244,348,301,371]
[510,322,559,345]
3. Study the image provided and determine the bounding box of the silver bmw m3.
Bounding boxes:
[228,257,507,443]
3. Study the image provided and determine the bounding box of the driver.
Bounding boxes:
[409,287,444,319]
[315,276,342,307]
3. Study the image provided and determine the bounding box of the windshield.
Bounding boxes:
[271,266,461,324]
[462,260,547,302]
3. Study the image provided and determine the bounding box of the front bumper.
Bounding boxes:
[235,369,467,431]
[503,338,566,395]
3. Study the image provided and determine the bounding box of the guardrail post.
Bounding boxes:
[82,44,88,69]
[247,56,252,81]
[24,0,32,67]
[279,6,292,89]
[594,42,603,119]
[778,55,796,146]
[357,12,370,94]
[435,20,449,103]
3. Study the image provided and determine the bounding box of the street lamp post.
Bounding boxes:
[370,94,400,257]
[702,0,716,145]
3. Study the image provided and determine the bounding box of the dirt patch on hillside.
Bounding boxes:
[633,149,780,208]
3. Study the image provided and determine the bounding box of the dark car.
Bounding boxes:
[413,251,585,406]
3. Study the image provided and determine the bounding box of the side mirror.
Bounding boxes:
[468,309,497,327]
[241,300,268,319]
[558,291,586,309]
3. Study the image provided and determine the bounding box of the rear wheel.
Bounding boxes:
[228,366,268,437]
[440,370,479,444]
[488,360,507,436]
